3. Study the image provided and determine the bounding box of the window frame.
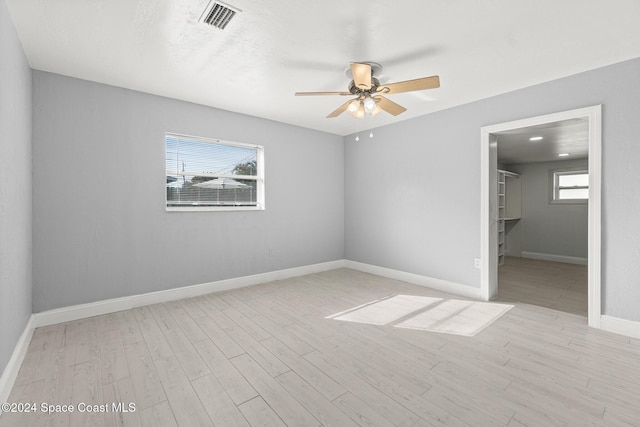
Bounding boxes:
[165,133,265,212]
[549,167,589,204]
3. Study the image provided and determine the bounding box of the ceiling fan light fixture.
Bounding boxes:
[363,96,377,112]
[356,103,365,119]
[347,99,360,113]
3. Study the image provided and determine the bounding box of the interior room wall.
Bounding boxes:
[506,159,588,261]
[345,57,640,322]
[0,0,33,377]
[32,71,344,313]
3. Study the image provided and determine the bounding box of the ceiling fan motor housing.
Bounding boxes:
[348,77,381,95]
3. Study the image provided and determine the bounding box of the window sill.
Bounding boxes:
[166,205,265,212]
[549,199,588,205]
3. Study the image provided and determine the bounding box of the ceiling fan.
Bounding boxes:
[295,62,440,119]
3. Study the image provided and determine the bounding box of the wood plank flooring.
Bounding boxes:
[2,268,639,426]
[497,256,588,316]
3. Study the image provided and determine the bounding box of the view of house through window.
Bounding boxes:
[551,169,588,202]
[165,133,264,210]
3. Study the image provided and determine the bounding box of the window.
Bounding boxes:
[165,133,264,211]
[550,169,588,203]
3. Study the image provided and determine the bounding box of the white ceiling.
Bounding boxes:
[496,119,589,165]
[6,0,640,136]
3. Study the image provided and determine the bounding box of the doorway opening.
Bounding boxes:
[480,106,602,328]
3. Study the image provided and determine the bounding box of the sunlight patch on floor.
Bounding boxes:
[395,300,513,336]
[325,295,442,325]
[327,294,513,336]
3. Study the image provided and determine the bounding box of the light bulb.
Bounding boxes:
[364,96,376,112]
[356,103,365,119]
[347,99,360,113]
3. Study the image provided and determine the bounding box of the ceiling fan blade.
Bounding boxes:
[374,96,407,116]
[326,99,353,118]
[350,63,372,90]
[376,75,440,94]
[295,91,352,96]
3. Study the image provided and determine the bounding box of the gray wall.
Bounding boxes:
[506,159,588,260]
[32,72,344,312]
[345,57,640,322]
[0,0,32,376]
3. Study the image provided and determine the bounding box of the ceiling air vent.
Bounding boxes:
[200,1,241,30]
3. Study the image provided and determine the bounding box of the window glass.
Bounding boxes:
[558,188,589,200]
[558,173,588,188]
[551,169,588,203]
[165,134,264,210]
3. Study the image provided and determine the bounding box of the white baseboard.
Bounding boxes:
[344,260,482,300]
[0,315,35,404]
[521,251,588,266]
[599,315,640,339]
[33,260,345,328]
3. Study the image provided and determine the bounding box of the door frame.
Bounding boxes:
[480,105,602,328]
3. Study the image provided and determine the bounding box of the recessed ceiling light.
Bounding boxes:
[558,153,570,157]
[529,136,543,141]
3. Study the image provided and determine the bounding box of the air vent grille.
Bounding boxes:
[200,1,241,29]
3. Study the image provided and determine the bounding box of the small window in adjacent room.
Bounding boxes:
[550,169,589,203]
[165,133,264,211]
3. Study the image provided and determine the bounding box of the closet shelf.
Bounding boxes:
[497,169,522,265]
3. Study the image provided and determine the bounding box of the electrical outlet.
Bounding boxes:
[474,258,481,268]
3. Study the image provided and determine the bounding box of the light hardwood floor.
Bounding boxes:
[497,256,588,316]
[2,268,639,426]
